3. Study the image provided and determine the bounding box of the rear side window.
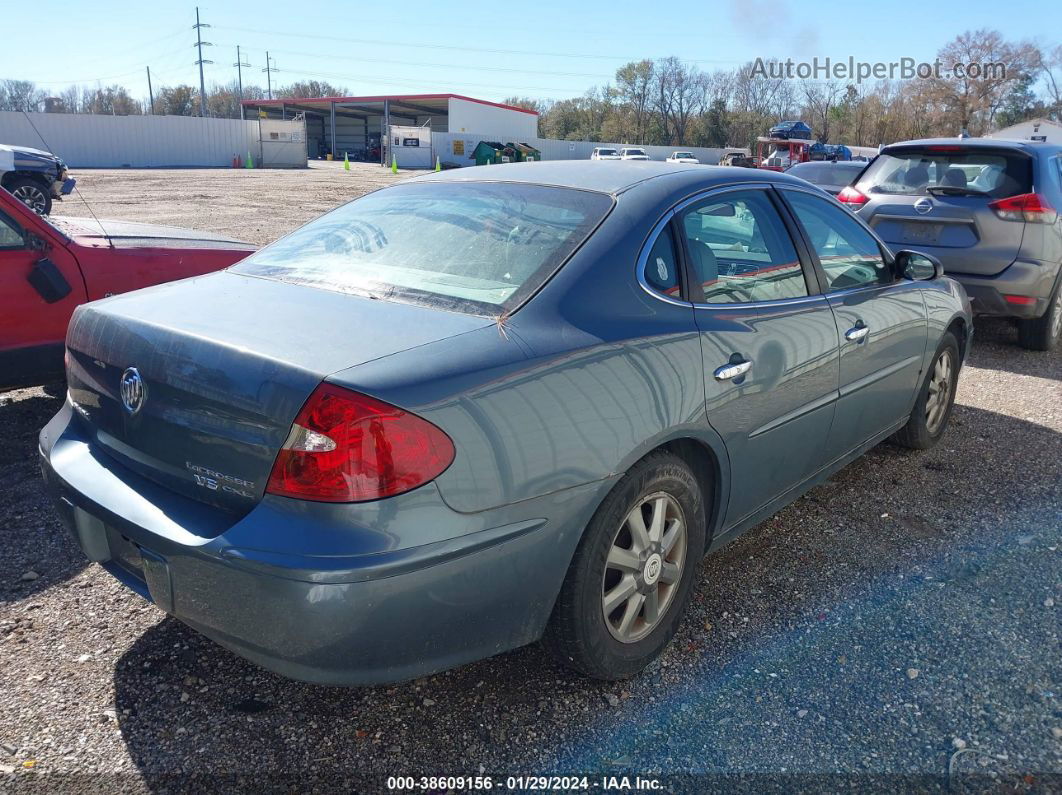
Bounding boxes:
[856,148,1032,199]
[680,189,808,304]
[643,226,681,298]
[233,182,613,314]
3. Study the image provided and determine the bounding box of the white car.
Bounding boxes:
[665,151,699,164]
[590,147,621,161]
[620,148,650,161]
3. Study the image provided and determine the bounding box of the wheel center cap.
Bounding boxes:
[643,553,662,585]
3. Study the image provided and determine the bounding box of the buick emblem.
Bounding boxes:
[914,197,933,215]
[119,367,146,415]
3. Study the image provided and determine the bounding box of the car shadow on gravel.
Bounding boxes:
[0,385,86,605]
[110,401,1061,788]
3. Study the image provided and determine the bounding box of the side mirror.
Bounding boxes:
[895,249,943,281]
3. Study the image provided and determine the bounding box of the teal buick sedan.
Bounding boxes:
[40,162,972,684]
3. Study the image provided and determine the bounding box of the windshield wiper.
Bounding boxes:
[926,186,989,197]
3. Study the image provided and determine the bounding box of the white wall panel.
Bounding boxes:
[446,98,538,140]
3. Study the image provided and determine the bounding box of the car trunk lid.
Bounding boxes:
[854,145,1033,277]
[65,271,489,514]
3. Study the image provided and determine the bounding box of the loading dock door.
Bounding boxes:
[390,125,432,169]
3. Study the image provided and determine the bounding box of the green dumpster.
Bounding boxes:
[472,141,516,165]
[508,142,542,162]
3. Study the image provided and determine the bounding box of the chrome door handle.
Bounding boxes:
[845,324,870,342]
[713,359,752,381]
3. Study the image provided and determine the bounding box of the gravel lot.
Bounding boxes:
[1,166,1060,791]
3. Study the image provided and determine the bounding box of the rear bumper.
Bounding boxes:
[39,400,606,685]
[950,259,1061,319]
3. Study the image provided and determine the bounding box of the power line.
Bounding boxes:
[210,41,617,81]
[219,24,746,66]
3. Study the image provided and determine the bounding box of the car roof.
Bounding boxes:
[412,160,811,195]
[883,137,1062,157]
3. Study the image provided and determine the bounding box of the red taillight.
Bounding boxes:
[988,193,1057,224]
[837,185,868,206]
[1004,294,1037,306]
[266,384,455,502]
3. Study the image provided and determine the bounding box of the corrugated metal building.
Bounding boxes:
[242,93,538,162]
[0,111,307,168]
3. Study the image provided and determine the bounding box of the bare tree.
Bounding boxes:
[0,80,45,112]
[801,80,845,142]
[614,60,655,143]
[924,29,1036,134]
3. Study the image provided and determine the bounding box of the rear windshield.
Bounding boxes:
[788,162,864,184]
[233,182,612,315]
[598,149,618,156]
[856,148,1032,199]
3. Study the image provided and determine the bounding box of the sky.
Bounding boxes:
[3,0,1056,103]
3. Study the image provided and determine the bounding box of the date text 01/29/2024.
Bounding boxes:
[385,776,663,791]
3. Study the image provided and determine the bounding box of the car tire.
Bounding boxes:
[891,330,960,450]
[1016,280,1061,352]
[5,176,52,215]
[543,451,706,680]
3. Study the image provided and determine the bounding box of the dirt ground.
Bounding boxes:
[51,161,424,245]
[2,165,1060,790]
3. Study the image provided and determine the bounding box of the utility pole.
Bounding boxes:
[262,51,278,101]
[192,6,213,116]
[233,45,250,119]
[146,66,155,115]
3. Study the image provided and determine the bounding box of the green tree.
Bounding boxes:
[155,85,197,116]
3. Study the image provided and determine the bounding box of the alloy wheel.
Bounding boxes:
[925,349,954,435]
[12,184,48,214]
[601,491,687,643]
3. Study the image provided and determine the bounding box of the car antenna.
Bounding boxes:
[18,110,113,249]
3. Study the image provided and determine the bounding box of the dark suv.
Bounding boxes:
[840,138,1062,350]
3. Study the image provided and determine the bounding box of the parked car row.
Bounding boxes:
[590,147,704,164]
[7,137,1058,692]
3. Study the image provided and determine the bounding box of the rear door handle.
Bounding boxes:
[845,323,870,342]
[713,359,752,381]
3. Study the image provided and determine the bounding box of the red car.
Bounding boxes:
[0,189,255,390]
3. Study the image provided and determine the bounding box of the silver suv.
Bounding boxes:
[840,138,1062,350]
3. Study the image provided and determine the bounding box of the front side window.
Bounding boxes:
[784,189,891,291]
[680,189,808,304]
[0,212,24,249]
[234,182,613,314]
